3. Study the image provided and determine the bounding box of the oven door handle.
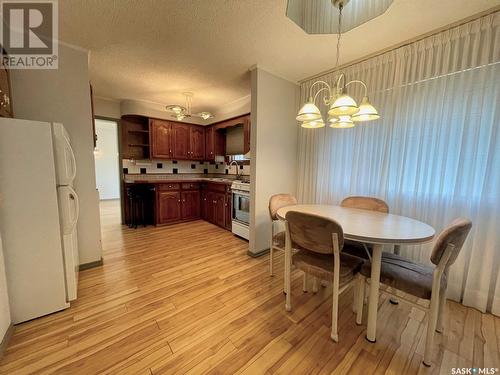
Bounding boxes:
[232,190,250,197]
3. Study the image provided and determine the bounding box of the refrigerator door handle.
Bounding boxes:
[67,186,80,232]
[63,135,77,182]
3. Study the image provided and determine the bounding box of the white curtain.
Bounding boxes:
[297,13,500,315]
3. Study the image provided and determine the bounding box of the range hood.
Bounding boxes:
[225,125,244,155]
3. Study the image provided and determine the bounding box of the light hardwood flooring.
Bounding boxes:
[1,199,499,374]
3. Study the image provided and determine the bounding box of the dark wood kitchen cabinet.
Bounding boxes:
[190,126,205,160]
[121,115,151,160]
[151,120,205,161]
[205,126,225,161]
[172,123,190,159]
[181,190,200,220]
[200,190,209,220]
[150,119,173,159]
[224,192,232,231]
[157,191,181,224]
[213,193,226,228]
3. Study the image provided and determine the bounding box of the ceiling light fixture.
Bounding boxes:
[294,0,380,129]
[165,92,214,121]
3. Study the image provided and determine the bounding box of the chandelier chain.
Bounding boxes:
[335,4,343,70]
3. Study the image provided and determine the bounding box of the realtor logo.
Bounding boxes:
[0,0,58,69]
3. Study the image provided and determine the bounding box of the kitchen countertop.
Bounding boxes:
[124,174,249,185]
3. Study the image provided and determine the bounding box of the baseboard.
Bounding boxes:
[0,323,14,359]
[247,248,270,258]
[79,258,103,271]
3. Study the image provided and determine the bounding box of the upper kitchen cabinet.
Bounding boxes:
[150,119,173,159]
[208,113,250,158]
[121,115,151,160]
[150,120,205,160]
[205,126,225,161]
[189,126,205,160]
[172,123,190,159]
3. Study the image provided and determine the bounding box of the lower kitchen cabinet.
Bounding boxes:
[214,193,226,228]
[181,190,200,220]
[200,191,209,221]
[157,191,181,224]
[224,193,232,231]
[200,187,232,230]
[128,181,234,231]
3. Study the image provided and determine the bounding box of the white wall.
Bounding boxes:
[94,120,120,200]
[94,96,121,119]
[0,233,11,344]
[249,67,299,255]
[9,43,103,265]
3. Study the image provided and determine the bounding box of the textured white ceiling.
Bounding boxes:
[59,0,499,114]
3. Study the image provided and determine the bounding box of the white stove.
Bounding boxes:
[231,180,250,240]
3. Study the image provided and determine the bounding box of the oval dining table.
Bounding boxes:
[276,204,435,343]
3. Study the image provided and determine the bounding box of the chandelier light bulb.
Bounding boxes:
[301,119,325,128]
[351,96,380,122]
[330,115,354,128]
[296,99,322,122]
[328,94,359,116]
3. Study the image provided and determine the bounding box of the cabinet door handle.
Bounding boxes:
[178,200,181,203]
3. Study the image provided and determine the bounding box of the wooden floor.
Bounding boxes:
[1,200,499,374]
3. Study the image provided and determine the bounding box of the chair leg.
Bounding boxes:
[303,272,309,293]
[331,278,340,342]
[284,248,292,312]
[312,277,319,293]
[352,279,358,313]
[355,275,365,325]
[423,290,440,366]
[393,244,401,255]
[436,288,447,333]
[269,246,274,276]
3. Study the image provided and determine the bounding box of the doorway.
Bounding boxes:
[93,119,120,201]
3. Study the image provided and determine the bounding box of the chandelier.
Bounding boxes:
[294,0,381,129]
[166,92,214,121]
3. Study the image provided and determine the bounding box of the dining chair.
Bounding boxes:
[356,217,472,366]
[268,193,297,276]
[340,196,401,258]
[284,211,364,342]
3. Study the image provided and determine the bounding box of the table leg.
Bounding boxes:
[366,243,383,342]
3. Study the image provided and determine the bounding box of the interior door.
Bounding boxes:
[172,124,190,159]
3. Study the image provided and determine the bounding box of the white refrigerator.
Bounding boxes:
[0,118,80,323]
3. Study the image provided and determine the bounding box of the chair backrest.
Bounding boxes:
[285,211,344,254]
[269,193,297,220]
[340,196,389,213]
[430,217,472,266]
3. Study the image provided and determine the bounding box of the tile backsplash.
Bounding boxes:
[123,159,250,177]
